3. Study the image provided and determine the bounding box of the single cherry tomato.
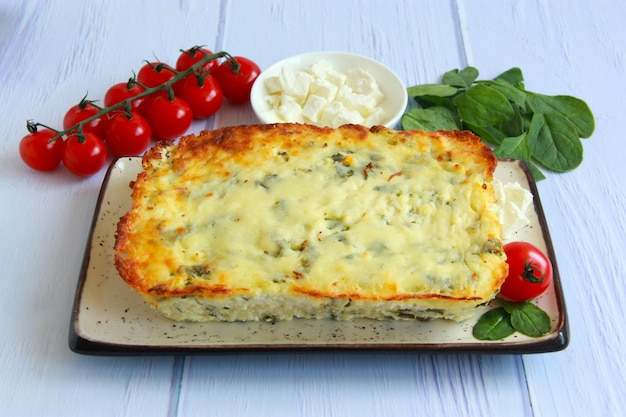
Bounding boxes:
[137,62,175,89]
[104,112,152,156]
[104,82,148,115]
[173,48,219,98]
[63,102,107,138]
[19,128,63,171]
[175,47,218,73]
[176,74,223,119]
[498,241,553,302]
[62,132,108,177]
[213,56,261,103]
[143,95,192,141]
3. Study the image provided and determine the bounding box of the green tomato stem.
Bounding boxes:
[41,49,234,142]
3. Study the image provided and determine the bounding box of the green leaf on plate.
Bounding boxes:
[472,307,516,341]
[501,301,552,337]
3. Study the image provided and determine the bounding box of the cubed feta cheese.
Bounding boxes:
[336,85,377,116]
[364,107,387,126]
[264,75,283,94]
[307,60,334,79]
[320,101,364,126]
[493,181,534,240]
[277,94,304,123]
[346,68,385,103]
[264,94,281,108]
[302,95,328,123]
[279,67,313,105]
[309,78,339,102]
[260,59,386,128]
[324,68,347,88]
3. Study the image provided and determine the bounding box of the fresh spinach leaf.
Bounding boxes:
[464,123,506,145]
[493,133,532,161]
[478,79,528,108]
[526,92,595,138]
[502,301,552,337]
[442,67,479,88]
[401,107,460,131]
[403,66,595,181]
[406,84,458,98]
[533,113,584,172]
[453,85,515,127]
[494,67,525,89]
[473,299,552,341]
[498,102,526,137]
[413,95,456,111]
[472,307,516,341]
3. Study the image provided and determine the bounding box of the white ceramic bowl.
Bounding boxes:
[250,51,407,129]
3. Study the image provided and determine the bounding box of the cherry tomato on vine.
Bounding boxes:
[63,102,107,138]
[143,95,192,141]
[104,112,152,156]
[213,56,261,103]
[498,241,553,302]
[137,62,175,89]
[62,133,108,177]
[175,47,218,73]
[177,74,223,119]
[104,82,148,114]
[19,128,63,171]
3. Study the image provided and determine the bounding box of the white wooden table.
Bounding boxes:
[1,1,624,416]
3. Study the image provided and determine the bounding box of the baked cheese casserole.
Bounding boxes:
[115,123,507,322]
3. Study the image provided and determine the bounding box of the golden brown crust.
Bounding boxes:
[115,123,505,321]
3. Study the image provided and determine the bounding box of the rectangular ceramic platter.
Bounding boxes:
[70,157,567,354]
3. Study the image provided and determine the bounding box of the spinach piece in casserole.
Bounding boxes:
[402,66,595,180]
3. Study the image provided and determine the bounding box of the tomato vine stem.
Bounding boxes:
[32,49,237,142]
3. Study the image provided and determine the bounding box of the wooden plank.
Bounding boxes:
[180,353,530,417]
[0,1,223,415]
[460,1,626,416]
[3,0,623,415]
[180,1,530,415]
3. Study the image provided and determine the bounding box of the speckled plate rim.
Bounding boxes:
[69,155,568,355]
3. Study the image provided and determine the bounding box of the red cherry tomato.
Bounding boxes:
[62,133,108,177]
[498,241,553,302]
[104,112,152,156]
[104,82,147,115]
[177,74,223,119]
[137,62,176,100]
[144,96,192,141]
[19,128,64,171]
[137,61,176,88]
[63,102,107,138]
[213,56,261,103]
[175,47,218,73]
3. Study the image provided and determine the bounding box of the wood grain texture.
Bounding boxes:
[462,1,626,416]
[181,353,530,417]
[182,2,528,415]
[0,0,624,416]
[0,1,221,416]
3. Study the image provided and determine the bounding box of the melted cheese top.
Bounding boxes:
[116,124,506,303]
